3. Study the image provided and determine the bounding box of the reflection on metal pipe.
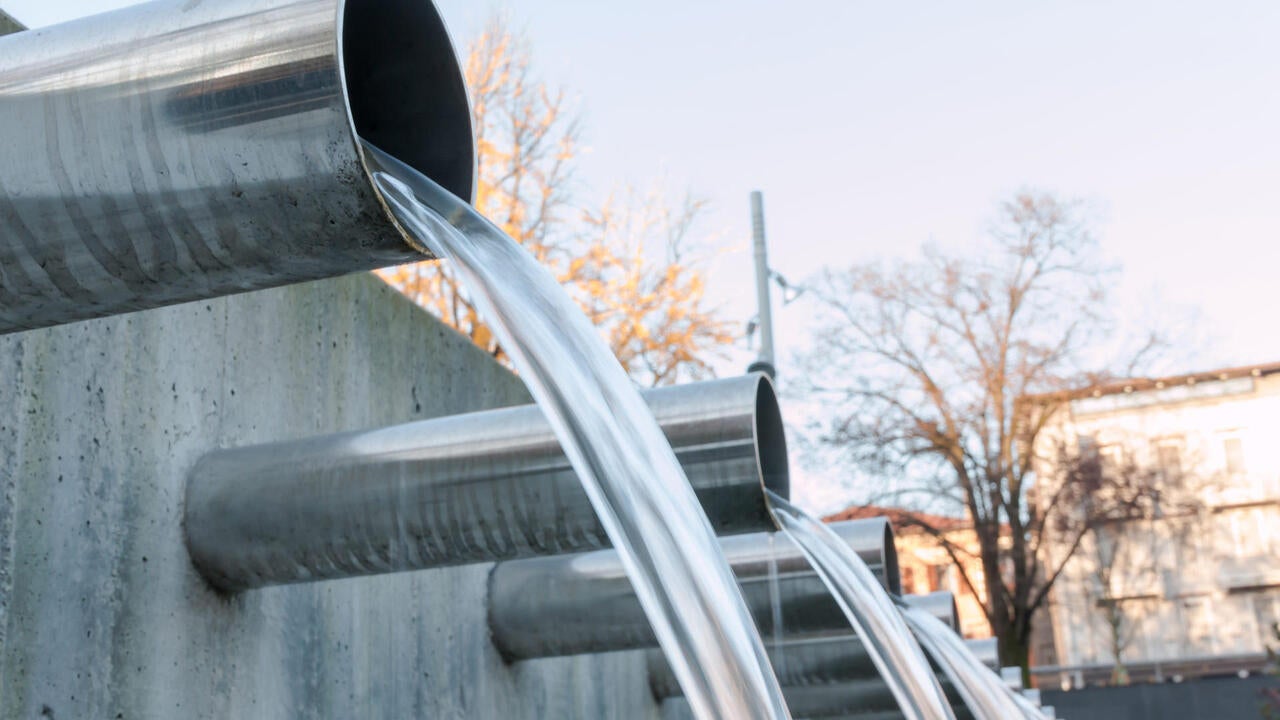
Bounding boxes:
[1021,689,1040,706]
[662,679,977,720]
[907,592,960,633]
[646,595,964,699]
[1001,667,1023,691]
[963,639,998,673]
[488,517,895,660]
[185,374,788,591]
[782,680,969,719]
[0,0,473,333]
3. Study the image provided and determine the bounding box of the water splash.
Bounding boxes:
[901,604,1032,719]
[362,143,790,720]
[766,490,955,720]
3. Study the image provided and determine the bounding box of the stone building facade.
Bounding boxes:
[1030,363,1280,686]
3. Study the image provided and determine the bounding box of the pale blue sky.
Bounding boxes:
[446,1,1280,377]
[8,1,1280,508]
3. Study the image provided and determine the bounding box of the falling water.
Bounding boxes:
[766,490,956,720]
[766,534,787,678]
[900,604,1030,720]
[361,143,790,720]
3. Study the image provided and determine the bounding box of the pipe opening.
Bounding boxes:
[342,0,474,203]
[754,374,791,502]
[880,520,901,595]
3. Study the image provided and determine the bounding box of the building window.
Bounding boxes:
[902,566,915,594]
[1154,439,1183,484]
[1252,592,1280,650]
[1181,597,1216,656]
[1099,444,1126,473]
[1223,436,1246,475]
[932,563,955,593]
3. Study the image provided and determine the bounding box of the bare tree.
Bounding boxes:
[797,191,1167,673]
[379,16,578,357]
[572,187,734,386]
[378,17,732,385]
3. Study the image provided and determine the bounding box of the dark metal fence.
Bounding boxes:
[1043,675,1279,720]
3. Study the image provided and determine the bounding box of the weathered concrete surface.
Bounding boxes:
[0,273,660,719]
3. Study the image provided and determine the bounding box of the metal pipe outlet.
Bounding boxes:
[0,0,473,333]
[646,601,974,701]
[780,679,970,719]
[965,639,998,672]
[660,679,975,720]
[185,374,789,591]
[487,517,897,660]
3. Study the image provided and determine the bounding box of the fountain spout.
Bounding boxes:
[184,374,788,591]
[487,518,896,660]
[0,0,472,333]
[646,594,969,698]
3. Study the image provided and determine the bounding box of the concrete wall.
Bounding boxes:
[0,273,661,719]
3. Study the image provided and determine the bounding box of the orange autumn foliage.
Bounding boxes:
[377,17,732,386]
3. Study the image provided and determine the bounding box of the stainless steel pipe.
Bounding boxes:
[660,680,975,720]
[965,639,997,672]
[647,603,975,701]
[781,680,969,719]
[488,517,897,660]
[0,0,472,333]
[185,374,788,591]
[903,591,960,633]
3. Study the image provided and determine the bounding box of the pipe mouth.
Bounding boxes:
[878,520,902,595]
[753,373,791,503]
[340,0,475,204]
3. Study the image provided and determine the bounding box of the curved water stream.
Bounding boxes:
[766,490,956,720]
[901,604,1031,719]
[363,143,791,720]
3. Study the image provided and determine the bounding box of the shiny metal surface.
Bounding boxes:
[1000,666,1023,691]
[185,374,788,591]
[663,700,977,720]
[646,598,968,700]
[0,0,472,333]
[963,639,998,672]
[487,518,894,660]
[768,492,954,720]
[901,604,1019,720]
[774,678,970,719]
[905,592,960,633]
[750,191,775,372]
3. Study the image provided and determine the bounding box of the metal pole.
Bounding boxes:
[749,190,777,378]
